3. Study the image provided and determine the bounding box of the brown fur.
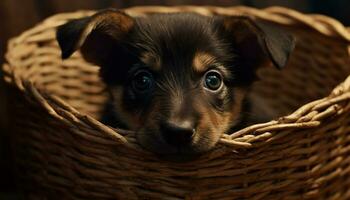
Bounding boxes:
[140,52,161,71]
[193,52,217,72]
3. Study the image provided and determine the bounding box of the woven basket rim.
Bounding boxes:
[2,5,350,152]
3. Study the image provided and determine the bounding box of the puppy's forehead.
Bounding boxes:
[140,51,219,72]
[133,13,222,71]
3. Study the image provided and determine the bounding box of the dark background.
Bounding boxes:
[0,0,349,196]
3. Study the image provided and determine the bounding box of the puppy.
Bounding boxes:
[56,9,295,161]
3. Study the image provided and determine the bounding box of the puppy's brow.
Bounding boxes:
[140,52,161,70]
[193,52,217,73]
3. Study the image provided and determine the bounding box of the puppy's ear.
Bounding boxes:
[56,9,134,65]
[222,16,295,69]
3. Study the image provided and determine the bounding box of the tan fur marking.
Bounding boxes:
[193,52,217,72]
[140,52,161,70]
[207,88,246,135]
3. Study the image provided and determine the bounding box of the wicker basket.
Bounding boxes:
[2,6,350,200]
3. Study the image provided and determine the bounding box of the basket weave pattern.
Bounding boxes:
[2,6,350,199]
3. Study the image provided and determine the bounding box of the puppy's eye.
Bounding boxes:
[204,70,222,91]
[132,70,154,92]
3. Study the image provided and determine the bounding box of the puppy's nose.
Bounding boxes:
[160,121,195,146]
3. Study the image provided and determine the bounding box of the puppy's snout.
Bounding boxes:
[160,121,195,146]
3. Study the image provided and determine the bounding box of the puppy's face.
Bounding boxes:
[57,9,294,161]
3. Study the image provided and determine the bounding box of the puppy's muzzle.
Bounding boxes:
[160,120,195,146]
